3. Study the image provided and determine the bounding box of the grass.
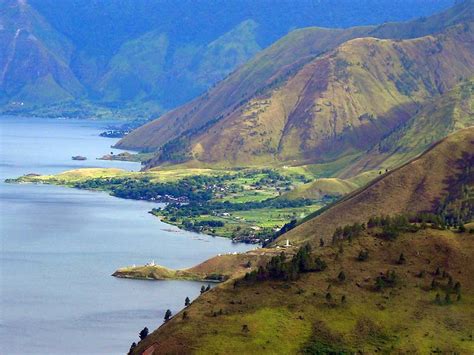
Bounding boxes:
[196,308,312,354]
[10,166,332,241]
[156,203,323,239]
[132,227,474,354]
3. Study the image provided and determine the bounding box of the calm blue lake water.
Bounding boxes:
[0,117,252,354]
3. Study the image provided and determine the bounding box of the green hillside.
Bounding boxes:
[127,127,474,355]
[341,78,474,177]
[118,1,474,172]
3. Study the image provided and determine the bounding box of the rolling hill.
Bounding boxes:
[117,1,474,168]
[276,127,474,246]
[127,128,474,355]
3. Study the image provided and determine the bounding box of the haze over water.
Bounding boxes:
[0,117,252,354]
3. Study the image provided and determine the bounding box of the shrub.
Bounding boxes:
[357,250,369,261]
[164,309,172,322]
[325,292,332,302]
[375,270,398,291]
[139,327,149,340]
[128,342,137,355]
[397,253,406,265]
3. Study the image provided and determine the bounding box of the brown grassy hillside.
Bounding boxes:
[339,78,474,178]
[132,227,474,354]
[115,25,373,152]
[126,126,473,355]
[276,127,474,246]
[117,1,473,170]
[183,24,474,167]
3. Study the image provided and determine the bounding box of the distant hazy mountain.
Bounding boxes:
[0,0,85,108]
[0,0,455,118]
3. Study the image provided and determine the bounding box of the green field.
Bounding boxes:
[9,166,335,242]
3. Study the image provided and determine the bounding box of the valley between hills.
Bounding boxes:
[5,1,474,354]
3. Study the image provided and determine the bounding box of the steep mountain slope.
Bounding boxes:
[0,0,84,108]
[96,20,261,110]
[340,78,474,177]
[128,129,474,355]
[118,1,473,166]
[2,0,452,118]
[116,25,373,150]
[132,229,474,354]
[277,127,473,246]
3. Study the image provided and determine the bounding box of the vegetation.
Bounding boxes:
[11,167,333,243]
[138,327,148,340]
[164,309,172,322]
[130,222,474,354]
[243,244,327,283]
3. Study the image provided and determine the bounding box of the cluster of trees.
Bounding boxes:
[244,244,327,282]
[332,222,365,243]
[368,214,419,239]
[431,267,462,304]
[182,219,225,232]
[434,155,473,227]
[374,270,398,291]
[200,284,211,293]
[161,197,314,219]
[75,174,241,203]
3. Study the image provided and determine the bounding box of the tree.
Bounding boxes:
[435,293,441,304]
[435,267,441,276]
[205,284,211,292]
[128,342,137,355]
[447,276,454,289]
[445,292,451,304]
[338,271,346,282]
[458,223,466,233]
[182,311,188,320]
[164,309,172,322]
[139,327,149,340]
[242,324,249,332]
[200,285,206,294]
[185,296,191,307]
[325,292,332,302]
[315,257,327,271]
[319,238,325,247]
[397,253,406,265]
[357,250,369,261]
[341,295,347,304]
[454,281,461,293]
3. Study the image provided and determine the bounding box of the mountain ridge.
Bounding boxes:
[127,127,474,355]
[276,127,474,246]
[118,6,474,172]
[2,0,454,118]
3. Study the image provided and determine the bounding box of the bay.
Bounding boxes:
[0,117,252,354]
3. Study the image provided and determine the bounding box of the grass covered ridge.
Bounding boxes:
[131,226,474,354]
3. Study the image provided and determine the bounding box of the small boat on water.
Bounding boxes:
[72,155,87,161]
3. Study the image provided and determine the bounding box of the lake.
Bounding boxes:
[0,117,253,354]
